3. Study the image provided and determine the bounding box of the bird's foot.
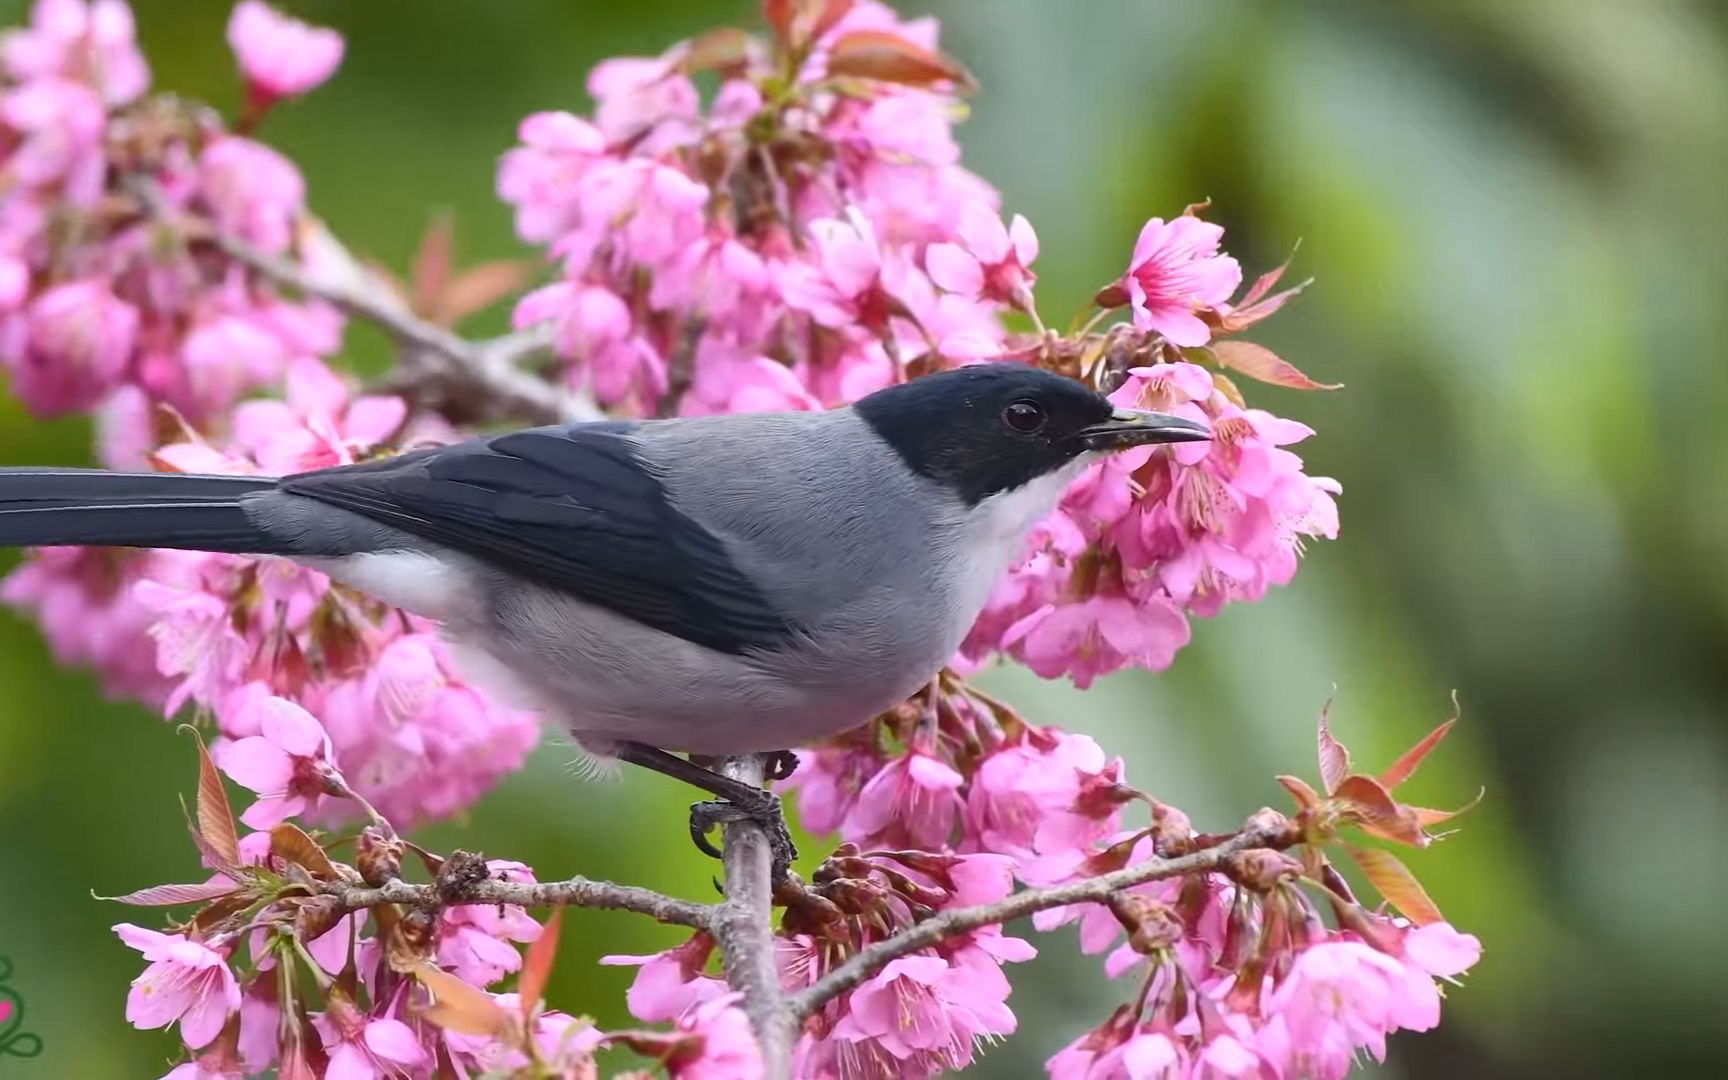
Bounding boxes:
[688,788,798,883]
[763,749,800,782]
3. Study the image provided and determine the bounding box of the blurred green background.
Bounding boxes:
[2,0,1726,1076]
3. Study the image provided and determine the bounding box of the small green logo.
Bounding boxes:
[0,956,43,1061]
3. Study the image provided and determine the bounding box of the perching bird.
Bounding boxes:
[0,363,1207,874]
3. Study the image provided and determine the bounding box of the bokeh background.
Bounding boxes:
[2,0,1726,1076]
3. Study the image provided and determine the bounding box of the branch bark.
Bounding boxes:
[786,823,1294,1019]
[322,859,712,932]
[708,755,796,1079]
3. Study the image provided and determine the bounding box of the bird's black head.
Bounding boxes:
[853,363,1211,505]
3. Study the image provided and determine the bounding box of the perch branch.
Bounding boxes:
[787,822,1296,1019]
[709,755,796,1079]
[321,851,713,931]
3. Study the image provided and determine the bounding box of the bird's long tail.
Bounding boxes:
[0,468,292,552]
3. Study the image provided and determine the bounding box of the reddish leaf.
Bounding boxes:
[679,28,752,75]
[1238,242,1300,309]
[763,0,796,49]
[826,30,975,90]
[188,727,240,868]
[437,261,533,326]
[270,822,339,881]
[98,880,243,906]
[1413,787,1485,828]
[1346,845,1444,925]
[415,962,509,1036]
[808,0,857,45]
[1276,774,1320,812]
[1379,718,1457,791]
[1212,341,1340,392]
[1332,774,1399,819]
[1316,700,1351,795]
[410,213,454,319]
[517,907,563,1021]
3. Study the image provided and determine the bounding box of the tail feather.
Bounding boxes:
[0,468,291,553]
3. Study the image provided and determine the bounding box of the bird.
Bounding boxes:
[0,362,1208,875]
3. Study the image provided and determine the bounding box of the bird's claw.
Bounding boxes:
[687,791,798,882]
[763,749,800,782]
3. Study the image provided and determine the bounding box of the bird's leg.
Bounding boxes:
[614,742,798,881]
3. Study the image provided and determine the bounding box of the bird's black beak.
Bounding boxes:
[1076,408,1212,452]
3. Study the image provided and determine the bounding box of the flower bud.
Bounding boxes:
[356,825,403,887]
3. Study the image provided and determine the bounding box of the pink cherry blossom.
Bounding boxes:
[963,729,1127,858]
[435,860,542,987]
[836,953,1018,1073]
[602,934,729,1023]
[926,202,1039,311]
[496,111,606,245]
[211,695,336,828]
[114,924,242,1050]
[846,749,965,850]
[9,278,139,415]
[310,995,425,1080]
[2,0,149,106]
[1119,215,1241,347]
[1004,594,1191,689]
[779,208,902,332]
[226,1,343,107]
[668,996,764,1080]
[197,136,306,255]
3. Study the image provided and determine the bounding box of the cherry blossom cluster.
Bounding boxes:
[0,2,539,824]
[110,710,755,1079]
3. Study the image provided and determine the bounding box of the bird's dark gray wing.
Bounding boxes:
[278,423,797,655]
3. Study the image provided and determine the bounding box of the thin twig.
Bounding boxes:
[322,869,712,931]
[787,823,1295,1019]
[709,755,796,1079]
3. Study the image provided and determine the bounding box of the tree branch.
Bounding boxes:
[709,755,796,1079]
[321,855,712,932]
[787,822,1295,1019]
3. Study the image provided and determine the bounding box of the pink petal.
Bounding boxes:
[956,201,1010,264]
[324,1041,377,1080]
[126,960,194,1030]
[1008,214,1039,265]
[213,736,294,794]
[285,357,348,418]
[114,922,177,958]
[257,696,326,757]
[343,395,407,446]
[1139,305,1213,348]
[177,970,239,1049]
[925,243,984,296]
[364,1018,426,1065]
[1404,923,1481,978]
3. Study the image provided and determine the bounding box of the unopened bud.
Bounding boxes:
[1109,893,1182,955]
[1241,807,1295,843]
[356,826,403,887]
[1222,849,1302,893]
[820,877,889,915]
[1093,280,1130,310]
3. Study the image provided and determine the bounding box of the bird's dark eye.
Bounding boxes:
[1002,399,1046,433]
